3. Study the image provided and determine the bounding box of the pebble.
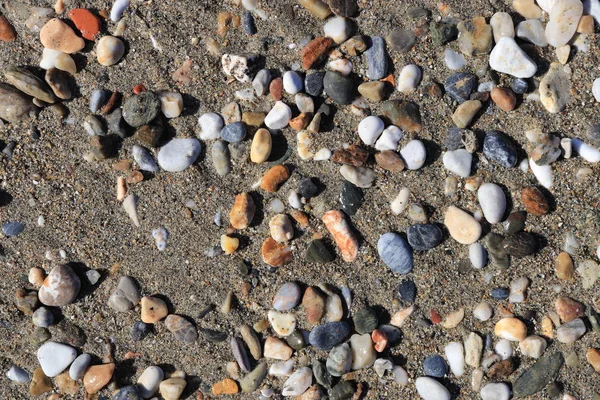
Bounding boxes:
[350,333,376,370]
[325,344,352,378]
[240,362,267,393]
[494,317,527,341]
[407,224,443,251]
[40,18,85,53]
[540,63,570,113]
[489,37,537,78]
[269,360,294,376]
[546,0,582,47]
[29,367,52,396]
[529,157,553,188]
[97,35,125,66]
[123,92,160,127]
[555,252,575,280]
[586,348,600,372]
[110,0,130,21]
[68,353,91,381]
[443,149,472,177]
[283,71,303,94]
[469,243,487,269]
[84,363,115,394]
[478,183,506,224]
[397,64,421,92]
[445,206,482,244]
[445,73,478,104]
[358,116,384,145]
[305,240,335,264]
[286,330,305,351]
[155,91,183,119]
[521,186,549,215]
[481,383,510,400]
[38,264,80,307]
[430,21,459,45]
[198,112,224,140]
[516,19,548,47]
[37,341,77,377]
[200,328,227,343]
[304,73,325,98]
[0,83,39,122]
[83,115,105,136]
[483,131,518,167]
[159,377,187,400]
[249,128,272,163]
[282,367,312,396]
[393,366,409,386]
[399,139,426,170]
[386,28,416,52]
[32,307,54,327]
[231,336,252,373]
[112,385,142,400]
[221,53,258,83]
[210,140,230,177]
[353,307,378,334]
[572,138,600,162]
[269,214,293,243]
[502,232,536,257]
[473,302,493,322]
[365,36,388,80]
[491,287,509,299]
[444,49,466,70]
[268,310,297,336]
[243,10,257,34]
[442,342,464,377]
[3,221,24,237]
[309,321,350,350]
[490,87,517,111]
[324,71,355,104]
[509,276,530,303]
[273,282,301,311]
[323,16,351,44]
[415,376,451,400]
[457,16,493,56]
[512,352,564,397]
[165,314,198,343]
[265,101,292,129]
[261,237,293,266]
[519,335,547,358]
[490,12,515,42]
[378,232,413,274]
[511,78,529,94]
[45,68,71,100]
[68,8,100,41]
[381,99,422,132]
[495,339,513,360]
[157,138,201,172]
[252,69,271,97]
[313,359,333,387]
[322,210,358,262]
[4,66,56,104]
[132,145,158,172]
[556,296,585,323]
[0,15,16,42]
[464,332,483,368]
[7,366,30,383]
[375,125,402,151]
[264,336,293,360]
[452,100,481,128]
[141,296,168,324]
[136,366,164,398]
[108,276,140,312]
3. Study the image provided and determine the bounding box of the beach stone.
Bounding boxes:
[358,115,384,145]
[481,383,510,400]
[305,71,325,96]
[349,333,376,370]
[137,366,163,398]
[490,12,515,42]
[513,352,564,397]
[509,276,530,303]
[381,100,422,132]
[469,243,487,269]
[556,297,585,323]
[519,335,547,358]
[555,252,574,280]
[84,363,114,394]
[323,16,352,44]
[313,359,333,388]
[250,128,271,163]
[326,0,358,16]
[397,64,421,92]
[444,342,465,376]
[444,49,466,70]
[302,37,334,70]
[165,314,197,343]
[503,211,526,234]
[68,8,101,40]
[38,265,80,307]
[200,328,227,343]
[386,28,416,53]
[327,343,352,376]
[32,307,54,327]
[502,232,536,257]
[37,341,77,377]
[0,16,16,42]
[55,372,79,395]
[252,69,270,96]
[159,377,186,400]
[40,18,85,53]
[231,336,252,372]
[443,149,472,177]
[108,276,140,312]
[286,330,305,351]
[399,139,426,170]
[112,385,143,400]
[44,68,71,100]
[123,92,160,128]
[365,36,388,80]
[141,296,168,323]
[353,307,378,334]
[586,348,600,372]
[407,224,443,251]
[302,286,326,323]
[324,71,355,105]
[375,125,402,151]
[69,353,91,381]
[489,37,537,78]
[445,206,482,244]
[283,71,303,94]
[516,19,548,47]
[415,376,451,400]
[478,183,506,224]
[268,310,297,336]
[132,145,158,172]
[464,332,483,368]
[322,209,359,262]
[0,83,39,122]
[264,336,293,360]
[309,321,350,350]
[445,73,478,104]
[521,186,549,215]
[557,318,586,343]
[240,362,267,393]
[495,317,527,341]
[270,77,283,100]
[97,35,125,66]
[491,87,517,111]
[3,221,25,237]
[273,282,301,311]
[546,0,582,47]
[452,100,481,128]
[7,366,30,383]
[265,101,292,129]
[156,91,182,119]
[431,22,459,46]
[305,240,335,264]
[222,53,258,83]
[491,287,510,299]
[340,34,367,56]
[261,237,293,266]
[397,278,417,302]
[282,367,313,396]
[540,63,570,113]
[457,16,493,56]
[107,109,128,138]
[378,232,413,274]
[511,78,529,94]
[157,138,201,172]
[374,150,404,173]
[484,131,518,167]
[424,355,448,378]
[30,367,52,396]
[4,66,56,104]
[332,144,369,166]
[229,192,255,230]
[199,112,224,140]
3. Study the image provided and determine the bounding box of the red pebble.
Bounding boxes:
[133,84,146,94]
[430,309,442,324]
[269,77,283,101]
[68,9,101,41]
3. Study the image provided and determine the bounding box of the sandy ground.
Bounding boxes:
[1,0,600,398]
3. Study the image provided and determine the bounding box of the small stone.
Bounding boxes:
[159,377,187,400]
[309,321,350,350]
[302,37,334,69]
[445,342,465,376]
[68,353,91,381]
[112,385,143,400]
[273,282,301,311]
[483,131,518,168]
[557,318,586,343]
[37,341,77,377]
[136,366,164,398]
[305,240,335,264]
[555,252,575,280]
[586,348,600,372]
[229,193,255,230]
[97,35,125,66]
[555,297,585,322]
[261,237,293,266]
[68,8,100,40]
[443,149,472,177]
[349,333,376,370]
[3,221,25,237]
[397,64,421,92]
[415,377,451,400]
[495,317,527,341]
[0,16,16,42]
[445,49,466,70]
[132,145,158,172]
[332,144,369,166]
[327,343,353,376]
[509,276,530,303]
[198,112,224,140]
[264,336,293,360]
[445,73,478,104]
[386,28,416,52]
[123,92,161,128]
[502,232,536,257]
[489,37,537,78]
[156,91,183,119]
[377,232,413,274]
[302,286,326,324]
[511,78,529,94]
[323,16,351,44]
[513,0,543,18]
[32,307,54,327]
[540,63,571,113]
[283,71,303,94]
[45,68,71,100]
[381,100,422,133]
[529,157,553,188]
[140,296,168,324]
[469,243,487,269]
[38,264,80,307]
[365,36,388,80]
[512,352,564,397]
[313,359,333,387]
[0,83,39,123]
[490,12,515,42]
[305,72,325,96]
[269,214,293,243]
[464,332,483,368]
[430,21,459,45]
[243,11,257,34]
[452,100,481,128]
[221,53,258,83]
[572,138,600,163]
[481,383,511,400]
[40,18,85,53]
[399,139,426,170]
[353,307,378,334]
[519,335,547,359]
[445,206,482,244]
[375,125,402,150]
[457,16,493,56]
[491,287,510,299]
[250,128,272,163]
[340,34,367,55]
[516,19,548,47]
[323,71,355,105]
[261,165,290,192]
[240,362,267,393]
[546,0,582,47]
[286,330,306,350]
[4,66,56,104]
[282,367,312,396]
[357,115,384,145]
[84,363,115,394]
[478,183,506,224]
[521,186,549,216]
[157,138,201,172]
[165,314,198,343]
[29,367,52,396]
[231,336,252,373]
[490,87,517,111]
[374,151,404,172]
[108,276,140,312]
[7,366,30,383]
[340,166,375,189]
[322,210,358,262]
[268,309,297,337]
[423,355,448,378]
[407,224,443,251]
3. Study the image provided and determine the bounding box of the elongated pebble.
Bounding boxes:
[111,0,130,22]
[469,243,487,269]
[529,158,553,188]
[322,210,358,262]
[378,232,413,274]
[397,64,421,92]
[477,183,506,224]
[445,205,482,244]
[572,138,600,162]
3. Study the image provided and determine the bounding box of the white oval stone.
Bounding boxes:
[340,165,376,188]
[444,49,466,70]
[444,206,482,244]
[397,64,421,92]
[593,78,600,102]
[546,0,583,47]
[323,17,351,44]
[415,376,451,400]
[253,69,271,96]
[391,187,410,215]
[473,301,493,321]
[110,0,130,22]
[469,243,487,269]
[444,342,465,377]
[572,138,600,162]
[489,37,537,78]
[264,101,292,129]
[137,366,164,398]
[481,382,511,400]
[392,365,409,386]
[37,341,77,377]
[516,19,548,47]
[282,367,312,396]
[358,116,384,145]
[267,310,296,337]
[198,112,223,140]
[6,366,30,383]
[295,93,314,113]
[443,149,472,177]
[269,360,294,376]
[349,333,376,370]
[283,71,303,94]
[400,140,426,170]
[97,36,125,66]
[329,59,353,76]
[156,91,183,119]
[529,157,554,188]
[375,125,403,151]
[477,183,506,224]
[495,339,513,360]
[157,138,201,172]
[490,12,515,42]
[69,353,91,380]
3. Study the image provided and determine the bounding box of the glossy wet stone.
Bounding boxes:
[309,321,350,350]
[323,71,355,105]
[483,131,518,168]
[503,211,526,234]
[398,279,417,302]
[353,307,378,334]
[423,355,448,378]
[339,180,364,215]
[200,328,227,343]
[407,224,443,251]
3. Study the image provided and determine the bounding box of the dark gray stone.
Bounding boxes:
[423,355,448,378]
[305,239,334,263]
[430,21,458,45]
[386,28,416,52]
[326,0,358,16]
[445,127,464,150]
[112,385,143,400]
[220,121,246,143]
[365,36,388,80]
[502,232,536,257]
[309,321,350,350]
[243,11,257,35]
[329,380,355,400]
[313,358,333,388]
[483,130,518,168]
[324,71,355,105]
[305,71,325,97]
[298,178,319,199]
[339,180,363,215]
[107,108,128,138]
[200,328,228,343]
[512,352,564,398]
[491,287,510,299]
[407,224,443,250]
[445,72,478,104]
[286,330,306,350]
[377,232,413,274]
[122,92,161,128]
[397,279,417,302]
[511,78,528,94]
[503,211,527,234]
[131,321,150,341]
[353,307,378,334]
[231,336,251,372]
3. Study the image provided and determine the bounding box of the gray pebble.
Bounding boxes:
[85,269,101,285]
[108,276,141,312]
[231,336,252,373]
[220,122,246,143]
[377,232,413,274]
[90,89,111,113]
[3,221,24,237]
[69,353,91,380]
[132,145,158,172]
[32,306,54,327]
[122,92,161,128]
[365,36,389,80]
[211,140,231,177]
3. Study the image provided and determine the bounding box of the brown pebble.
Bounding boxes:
[555,296,585,323]
[486,358,515,379]
[423,82,443,99]
[270,77,283,101]
[302,36,334,69]
[555,252,574,281]
[133,84,146,94]
[126,170,144,184]
[260,165,290,192]
[430,309,442,324]
[40,18,85,53]
[217,11,233,36]
[375,150,405,172]
[112,159,131,171]
[586,348,600,372]
[521,186,549,216]
[100,91,121,114]
[84,363,115,394]
[577,15,595,34]
[229,192,256,230]
[490,87,517,111]
[55,371,78,394]
[261,237,293,267]
[302,286,325,324]
[241,111,266,127]
[0,15,17,42]
[289,112,312,131]
[212,378,239,395]
[30,367,52,396]
[289,209,310,228]
[332,144,369,166]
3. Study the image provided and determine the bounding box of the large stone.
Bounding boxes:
[38,265,81,307]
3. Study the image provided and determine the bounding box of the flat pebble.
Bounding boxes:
[495,317,527,341]
[273,282,301,311]
[481,383,511,400]
[267,310,296,336]
[282,367,312,396]
[444,206,482,244]
[490,12,515,42]
[32,307,54,327]
[516,19,548,47]
[415,376,451,400]
[157,138,201,172]
[473,301,492,321]
[445,73,477,104]
[443,149,472,177]
[132,145,158,172]
[350,333,376,370]
[305,71,325,96]
[540,63,570,113]
[110,0,130,21]
[309,321,350,350]
[3,221,24,237]
[6,366,30,383]
[469,243,487,269]
[358,116,384,145]
[137,366,163,398]
[40,18,85,53]
[557,318,586,343]
[424,355,448,378]
[546,0,582,47]
[484,131,518,167]
[478,183,506,224]
[69,353,91,380]
[37,341,77,377]
[407,224,443,251]
[375,125,402,151]
[445,342,465,376]
[165,314,198,343]
[529,157,553,188]
[378,232,413,274]
[108,276,140,312]
[489,37,537,78]
[444,49,465,70]
[365,36,389,80]
[512,352,564,397]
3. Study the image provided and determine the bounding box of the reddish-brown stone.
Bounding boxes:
[0,16,16,42]
[301,36,334,69]
[269,77,283,101]
[68,9,101,41]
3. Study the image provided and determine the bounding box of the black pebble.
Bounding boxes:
[243,11,257,35]
[339,180,363,216]
[298,177,319,199]
[131,321,150,341]
[305,71,326,97]
[491,287,510,300]
[445,72,478,104]
[398,279,417,302]
[511,78,528,94]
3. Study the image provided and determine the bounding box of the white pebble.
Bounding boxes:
[490,12,515,42]
[478,81,496,92]
[265,101,292,129]
[469,243,487,269]
[37,341,77,377]
[39,48,63,70]
[444,49,465,70]
[545,0,583,47]
[399,140,426,170]
[323,17,351,44]
[295,93,314,113]
[314,148,331,160]
[198,113,224,140]
[375,125,403,151]
[443,149,472,177]
[481,382,511,400]
[358,116,384,146]
[392,365,408,386]
[283,71,303,95]
[489,37,537,78]
[572,138,600,162]
[288,190,302,209]
[6,366,30,383]
[593,78,600,102]
[564,231,579,254]
[477,183,506,224]
[110,0,130,22]
[509,276,530,303]
[269,199,285,213]
[516,19,548,47]
[253,69,271,96]
[473,301,493,321]
[390,187,410,215]
[519,158,529,172]
[152,227,168,251]
[156,91,183,119]
[37,216,45,227]
[415,377,451,400]
[561,138,572,158]
[529,158,553,188]
[444,342,465,377]
[397,64,422,92]
[519,335,547,358]
[329,59,353,76]
[494,339,513,360]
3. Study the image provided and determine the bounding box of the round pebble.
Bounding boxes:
[157,138,201,172]
[283,71,303,94]
[377,232,413,274]
[273,282,301,311]
[97,35,125,66]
